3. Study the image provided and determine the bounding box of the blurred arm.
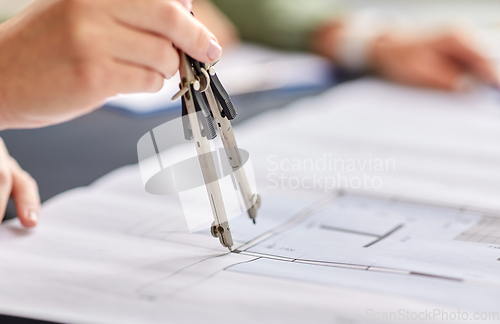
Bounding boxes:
[212,0,499,90]
[211,0,341,51]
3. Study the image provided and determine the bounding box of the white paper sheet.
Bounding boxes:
[0,168,439,324]
[235,78,500,211]
[1,78,500,323]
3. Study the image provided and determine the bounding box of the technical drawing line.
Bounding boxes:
[232,251,469,285]
[318,223,404,248]
[319,225,380,237]
[134,252,230,294]
[165,257,260,300]
[235,192,340,252]
[363,224,404,248]
[410,272,462,282]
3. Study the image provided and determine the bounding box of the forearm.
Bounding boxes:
[212,0,341,51]
[211,0,376,70]
[311,21,343,61]
[0,21,14,130]
[311,19,388,72]
[0,88,8,131]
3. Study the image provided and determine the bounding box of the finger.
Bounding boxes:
[0,139,13,224]
[107,23,180,79]
[107,59,165,94]
[112,0,221,63]
[9,158,40,228]
[434,34,499,86]
[406,51,464,90]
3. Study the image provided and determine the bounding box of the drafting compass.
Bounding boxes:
[172,51,261,250]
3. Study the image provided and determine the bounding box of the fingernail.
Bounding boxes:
[182,0,192,11]
[27,209,38,224]
[207,39,222,62]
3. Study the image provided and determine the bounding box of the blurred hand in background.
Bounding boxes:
[313,23,500,91]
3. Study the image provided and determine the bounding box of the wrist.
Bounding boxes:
[368,34,396,73]
[0,55,11,130]
[0,21,22,130]
[0,86,15,130]
[333,10,409,73]
[0,52,9,130]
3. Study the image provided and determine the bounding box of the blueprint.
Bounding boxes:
[239,193,500,284]
[229,193,500,312]
[1,77,500,323]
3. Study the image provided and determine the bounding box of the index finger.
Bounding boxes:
[112,0,221,63]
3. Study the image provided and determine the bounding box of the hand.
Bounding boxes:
[0,0,222,129]
[369,31,499,91]
[0,138,40,228]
